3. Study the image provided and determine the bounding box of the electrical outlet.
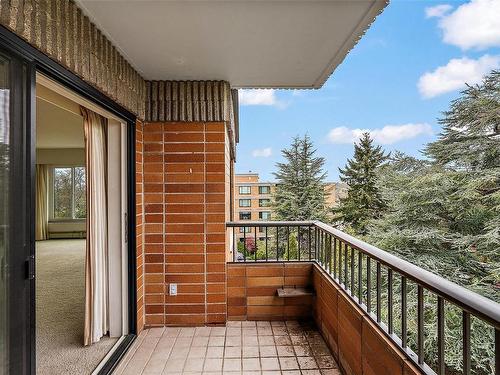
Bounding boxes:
[169,283,177,296]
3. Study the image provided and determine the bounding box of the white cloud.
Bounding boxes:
[252,147,272,158]
[239,89,288,108]
[433,0,500,50]
[327,124,433,145]
[418,55,500,98]
[425,4,453,18]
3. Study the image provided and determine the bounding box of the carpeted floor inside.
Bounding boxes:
[36,239,117,375]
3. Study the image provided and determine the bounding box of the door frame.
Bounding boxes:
[0,25,138,375]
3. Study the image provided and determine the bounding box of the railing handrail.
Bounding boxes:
[226,220,315,227]
[227,220,500,329]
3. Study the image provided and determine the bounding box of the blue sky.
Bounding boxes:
[235,0,500,181]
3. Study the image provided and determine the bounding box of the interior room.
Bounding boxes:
[35,77,129,375]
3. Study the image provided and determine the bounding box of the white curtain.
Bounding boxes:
[35,164,49,241]
[81,106,109,346]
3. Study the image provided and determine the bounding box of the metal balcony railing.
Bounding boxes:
[226,220,500,375]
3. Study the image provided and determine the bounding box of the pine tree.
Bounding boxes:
[273,135,328,221]
[336,132,388,233]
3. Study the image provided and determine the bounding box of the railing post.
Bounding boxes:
[388,268,393,334]
[437,296,445,375]
[276,226,279,261]
[358,252,362,303]
[366,257,371,312]
[401,276,407,349]
[297,226,301,261]
[350,246,355,296]
[333,237,337,279]
[265,226,268,261]
[463,311,471,375]
[243,227,247,262]
[232,227,236,262]
[339,241,343,285]
[376,262,381,323]
[254,226,257,262]
[495,328,499,375]
[307,226,312,260]
[417,285,424,365]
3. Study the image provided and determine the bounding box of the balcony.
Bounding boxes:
[226,221,500,375]
[114,220,499,375]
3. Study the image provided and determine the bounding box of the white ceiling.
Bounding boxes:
[75,0,387,88]
[36,84,84,149]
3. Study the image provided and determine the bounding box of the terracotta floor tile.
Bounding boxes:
[260,357,280,371]
[297,356,318,370]
[279,356,299,370]
[121,321,339,374]
[242,358,260,371]
[224,346,241,358]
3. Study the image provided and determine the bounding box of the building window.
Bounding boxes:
[239,211,251,220]
[52,166,86,220]
[259,211,271,220]
[239,186,251,195]
[239,227,252,234]
[258,227,265,233]
[239,199,251,207]
[259,185,271,194]
[259,198,271,207]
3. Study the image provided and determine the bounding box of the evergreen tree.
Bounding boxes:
[336,132,388,233]
[365,71,500,374]
[273,135,328,221]
[425,70,500,170]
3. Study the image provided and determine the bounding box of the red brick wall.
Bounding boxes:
[142,122,228,326]
[227,263,314,321]
[136,120,145,332]
[312,264,423,375]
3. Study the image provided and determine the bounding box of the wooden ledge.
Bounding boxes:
[276,287,314,298]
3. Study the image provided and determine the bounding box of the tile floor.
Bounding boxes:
[113,321,340,375]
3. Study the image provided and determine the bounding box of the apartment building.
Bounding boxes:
[234,173,348,242]
[234,173,274,242]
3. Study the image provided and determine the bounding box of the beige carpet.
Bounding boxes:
[36,239,117,375]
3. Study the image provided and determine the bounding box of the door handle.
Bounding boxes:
[26,255,35,280]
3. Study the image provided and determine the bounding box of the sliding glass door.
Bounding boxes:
[0,47,35,375]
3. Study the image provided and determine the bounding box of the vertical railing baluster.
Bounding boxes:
[495,328,499,375]
[376,262,381,323]
[314,227,318,260]
[333,237,337,279]
[339,241,343,285]
[308,226,312,261]
[366,257,371,313]
[297,227,301,261]
[401,276,407,349]
[344,243,348,289]
[276,226,279,261]
[417,285,424,365]
[232,227,236,262]
[321,231,326,267]
[319,230,322,266]
[328,235,333,274]
[437,296,445,375]
[243,227,247,262]
[287,226,290,261]
[463,311,471,375]
[388,269,393,334]
[358,252,362,303]
[254,226,257,262]
[350,246,355,296]
[265,226,268,261]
